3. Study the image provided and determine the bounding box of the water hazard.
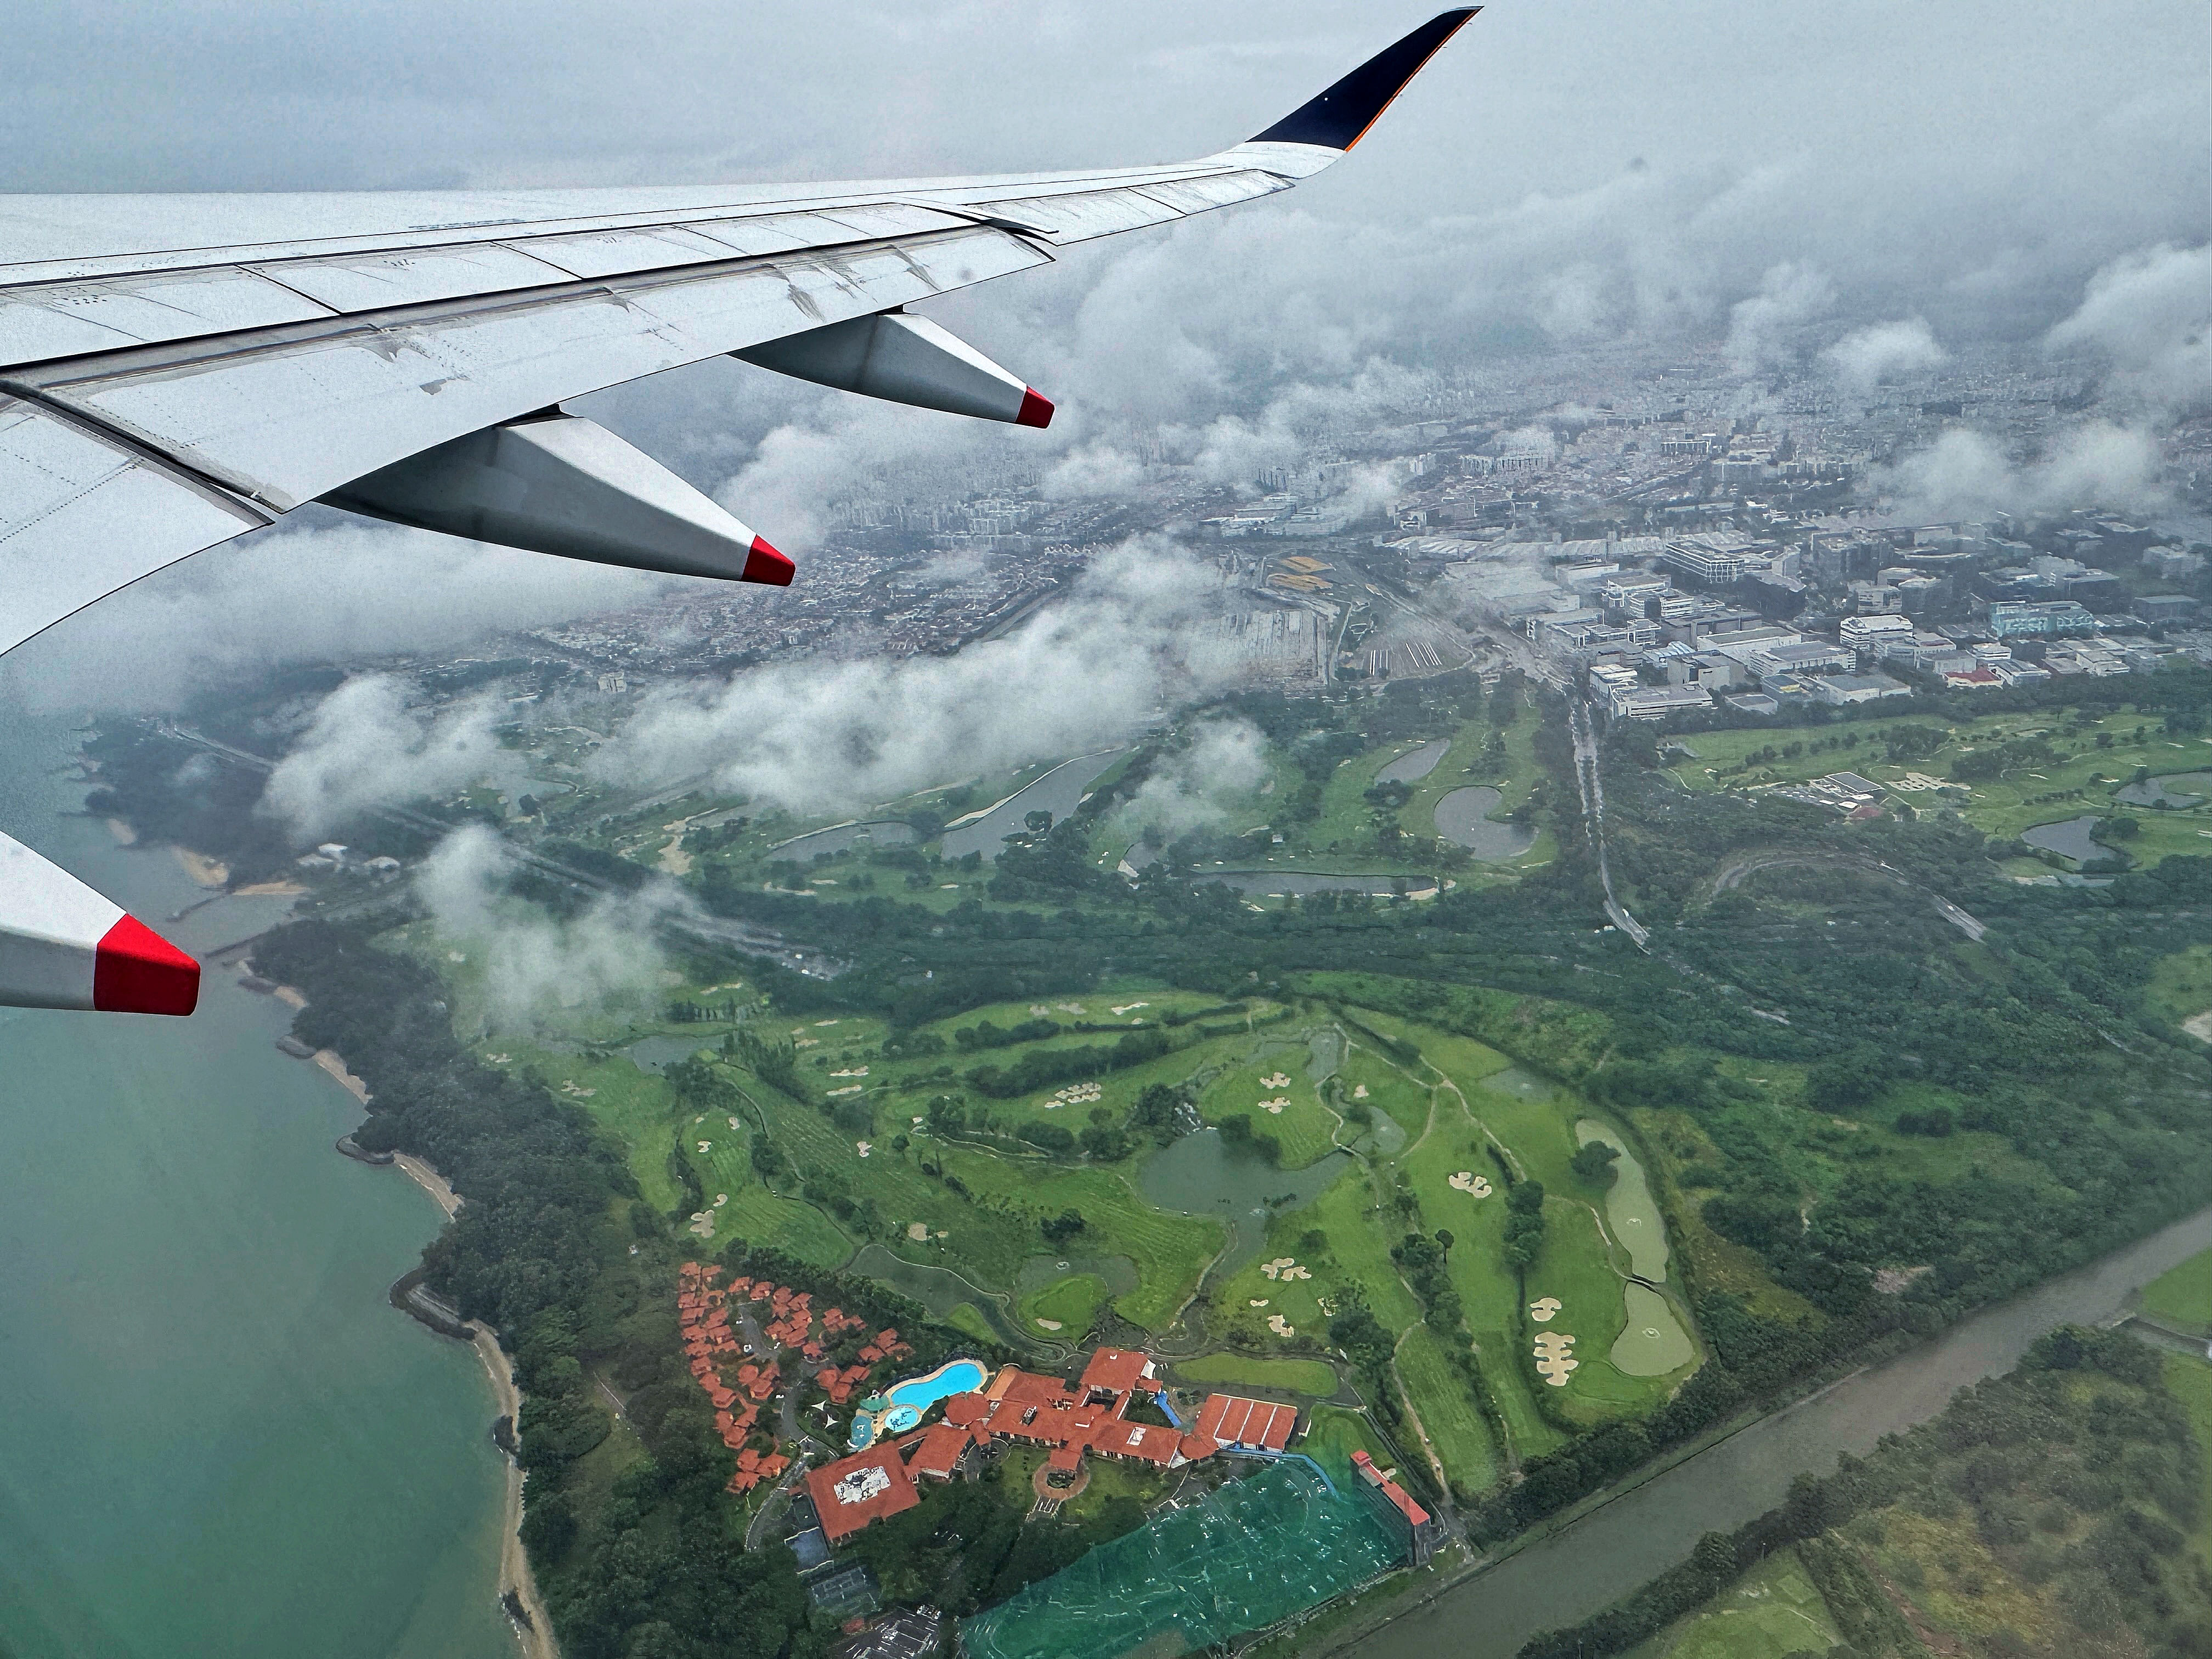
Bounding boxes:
[1137,1128,1352,1280]
[1434,787,1537,859]
[2116,771,2212,809]
[941,751,1124,862]
[2023,814,2118,864]
[1374,740,1450,785]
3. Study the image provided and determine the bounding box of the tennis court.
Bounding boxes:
[961,1461,1404,1659]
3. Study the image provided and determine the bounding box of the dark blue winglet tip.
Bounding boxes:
[1248,9,1479,152]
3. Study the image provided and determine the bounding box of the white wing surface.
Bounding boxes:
[0,9,1476,1013]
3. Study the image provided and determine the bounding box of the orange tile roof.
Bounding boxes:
[806,1449,921,1542]
[1193,1394,1297,1452]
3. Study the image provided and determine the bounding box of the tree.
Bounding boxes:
[1041,1209,1085,1245]
[1571,1140,1622,1187]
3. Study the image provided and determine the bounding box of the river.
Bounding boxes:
[0,710,511,1659]
[1335,1204,2212,1659]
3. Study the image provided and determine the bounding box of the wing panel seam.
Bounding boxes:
[0,384,276,526]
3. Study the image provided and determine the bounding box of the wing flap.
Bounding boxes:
[0,395,267,654]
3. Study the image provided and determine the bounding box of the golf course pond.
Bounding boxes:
[942,751,1124,862]
[769,819,916,860]
[2022,814,2119,864]
[1213,871,1438,898]
[1374,739,1450,783]
[1138,1129,1353,1279]
[2115,771,2211,809]
[1574,1119,1692,1377]
[1434,787,1537,859]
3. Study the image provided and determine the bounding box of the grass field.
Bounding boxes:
[1667,706,2212,868]
[1620,1546,1843,1659]
[1395,1324,1500,1493]
[1297,1404,1400,1487]
[940,1149,1221,1329]
[2165,1355,2212,1573]
[1171,1352,1340,1397]
[1020,1272,1109,1339]
[2140,1249,2212,1335]
[1197,1042,1341,1170]
[2147,946,2212,1040]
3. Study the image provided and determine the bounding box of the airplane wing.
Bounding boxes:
[0,9,1476,1013]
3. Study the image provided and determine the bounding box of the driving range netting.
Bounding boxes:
[960,1461,1404,1659]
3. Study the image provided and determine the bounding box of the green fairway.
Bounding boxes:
[1620,1546,1842,1659]
[716,1184,852,1267]
[1172,1352,1340,1397]
[1197,1045,1341,1169]
[2140,1249,2211,1335]
[2147,946,2212,1041]
[1297,1404,1400,1486]
[1395,1323,1500,1494]
[1019,1272,1109,1338]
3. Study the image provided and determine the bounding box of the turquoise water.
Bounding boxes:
[847,1357,986,1446]
[0,708,511,1659]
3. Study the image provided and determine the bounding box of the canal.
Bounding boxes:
[1334,1203,2212,1659]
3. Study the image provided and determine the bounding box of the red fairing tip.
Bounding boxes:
[742,535,795,586]
[1016,388,1055,429]
[92,914,200,1015]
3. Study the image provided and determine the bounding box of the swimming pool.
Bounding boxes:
[847,1357,989,1448]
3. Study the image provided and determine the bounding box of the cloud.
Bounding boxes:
[416,825,678,1030]
[1822,318,1947,391]
[1881,420,2169,522]
[259,673,524,839]
[1109,718,1272,840]
[2045,242,2211,416]
[1725,262,1836,376]
[592,534,1233,817]
[3,518,675,714]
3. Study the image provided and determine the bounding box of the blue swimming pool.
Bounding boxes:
[847,1357,989,1448]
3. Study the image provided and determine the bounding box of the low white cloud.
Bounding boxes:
[1822,317,1947,391]
[417,825,678,1030]
[1882,420,2169,522]
[259,673,523,839]
[2045,242,2211,416]
[593,534,1233,817]
[1110,718,1272,842]
[1725,262,1836,376]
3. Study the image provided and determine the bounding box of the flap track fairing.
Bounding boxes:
[734,311,1052,428]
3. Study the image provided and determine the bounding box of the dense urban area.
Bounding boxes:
[80,332,2212,1659]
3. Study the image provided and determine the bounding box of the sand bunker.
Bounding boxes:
[907,1222,930,1242]
[1045,1081,1103,1109]
[855,1142,872,1157]
[1352,1085,1369,1100]
[1447,1171,1494,1198]
[1267,1314,1296,1336]
[697,1141,712,1154]
[1250,1299,1269,1308]
[1528,1297,1562,1323]
[830,1066,869,1078]
[1533,1330,1578,1385]
[728,1116,740,1129]
[1112,1002,1151,1016]
[2184,1011,2212,1043]
[1262,1073,1293,1089]
[1259,1096,1290,1114]
[1260,1258,1312,1282]
[1035,1318,1063,1331]
[714,1194,727,1206]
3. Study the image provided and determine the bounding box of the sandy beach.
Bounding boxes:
[311,1049,369,1104]
[272,985,307,1009]
[393,1152,461,1218]
[233,879,307,898]
[104,817,138,846]
[172,847,229,887]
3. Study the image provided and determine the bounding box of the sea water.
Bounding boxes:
[0,710,511,1659]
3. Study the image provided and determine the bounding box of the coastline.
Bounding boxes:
[300,1036,557,1656]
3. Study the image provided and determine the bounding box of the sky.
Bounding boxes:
[1,0,2205,703]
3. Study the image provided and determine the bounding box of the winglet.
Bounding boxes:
[1249,10,1478,153]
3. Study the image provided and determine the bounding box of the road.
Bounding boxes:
[1706,847,1988,941]
[1567,698,1650,949]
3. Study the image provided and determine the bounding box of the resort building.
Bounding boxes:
[801,1346,1314,1549]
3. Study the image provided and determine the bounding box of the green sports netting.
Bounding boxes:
[961,1462,1404,1659]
